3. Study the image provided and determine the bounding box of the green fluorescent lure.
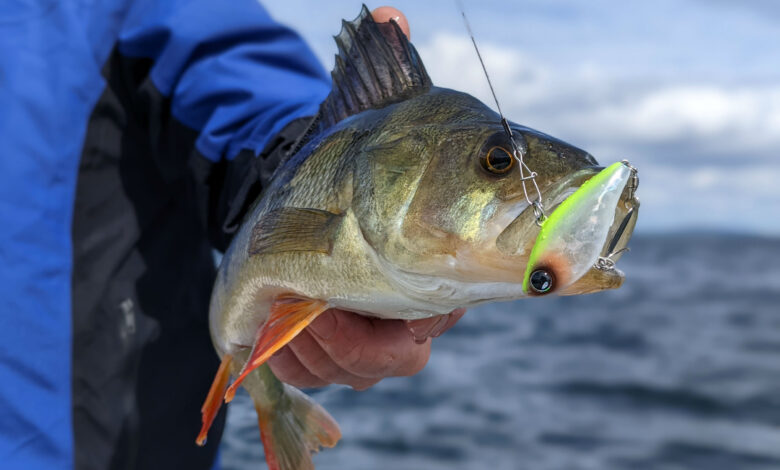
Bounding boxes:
[523,162,633,295]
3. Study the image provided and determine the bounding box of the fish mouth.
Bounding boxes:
[520,160,640,296]
[496,161,639,295]
[559,161,640,296]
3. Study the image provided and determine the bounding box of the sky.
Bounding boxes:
[264,1,780,235]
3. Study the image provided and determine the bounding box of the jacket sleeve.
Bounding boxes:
[116,0,330,249]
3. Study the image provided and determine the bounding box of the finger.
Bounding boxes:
[307,309,431,378]
[406,308,467,342]
[435,308,467,336]
[406,316,448,343]
[371,6,411,39]
[288,329,380,391]
[268,345,328,389]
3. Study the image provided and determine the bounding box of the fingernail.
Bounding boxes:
[406,315,448,343]
[309,311,337,340]
[428,314,451,338]
[406,319,434,343]
[429,314,452,338]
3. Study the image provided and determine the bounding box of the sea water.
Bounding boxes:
[220,234,780,470]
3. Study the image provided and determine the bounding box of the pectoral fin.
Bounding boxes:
[224,296,329,402]
[248,208,342,256]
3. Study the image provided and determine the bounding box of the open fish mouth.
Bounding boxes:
[523,161,640,296]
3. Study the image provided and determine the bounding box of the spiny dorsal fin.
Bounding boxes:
[317,5,432,132]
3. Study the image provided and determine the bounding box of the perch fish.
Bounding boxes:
[196,6,640,469]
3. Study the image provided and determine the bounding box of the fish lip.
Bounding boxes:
[495,166,603,256]
[510,165,606,215]
[543,166,604,210]
[558,264,625,296]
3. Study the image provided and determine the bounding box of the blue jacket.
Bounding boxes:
[0,1,330,469]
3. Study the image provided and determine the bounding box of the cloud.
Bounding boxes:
[417,32,780,233]
[694,0,780,20]
[577,86,780,151]
[418,33,780,162]
[636,164,780,234]
[264,1,779,233]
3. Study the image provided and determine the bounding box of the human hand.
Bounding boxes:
[268,308,466,390]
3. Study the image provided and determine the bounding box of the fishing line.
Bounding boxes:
[455,0,546,224]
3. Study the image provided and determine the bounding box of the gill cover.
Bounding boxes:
[523,162,632,294]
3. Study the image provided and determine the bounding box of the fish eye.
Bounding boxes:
[529,269,555,294]
[481,146,515,175]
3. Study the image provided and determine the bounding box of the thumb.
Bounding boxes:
[371,6,411,40]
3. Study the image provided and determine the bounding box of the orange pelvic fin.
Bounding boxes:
[196,353,232,446]
[224,296,329,402]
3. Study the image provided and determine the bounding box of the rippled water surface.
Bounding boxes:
[220,235,780,470]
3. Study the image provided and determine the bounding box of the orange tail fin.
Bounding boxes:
[196,354,232,446]
[254,380,341,470]
[224,296,329,402]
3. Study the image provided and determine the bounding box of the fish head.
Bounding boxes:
[307,7,638,304]
[354,89,639,302]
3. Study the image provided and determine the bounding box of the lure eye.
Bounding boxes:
[482,146,515,174]
[529,269,555,294]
